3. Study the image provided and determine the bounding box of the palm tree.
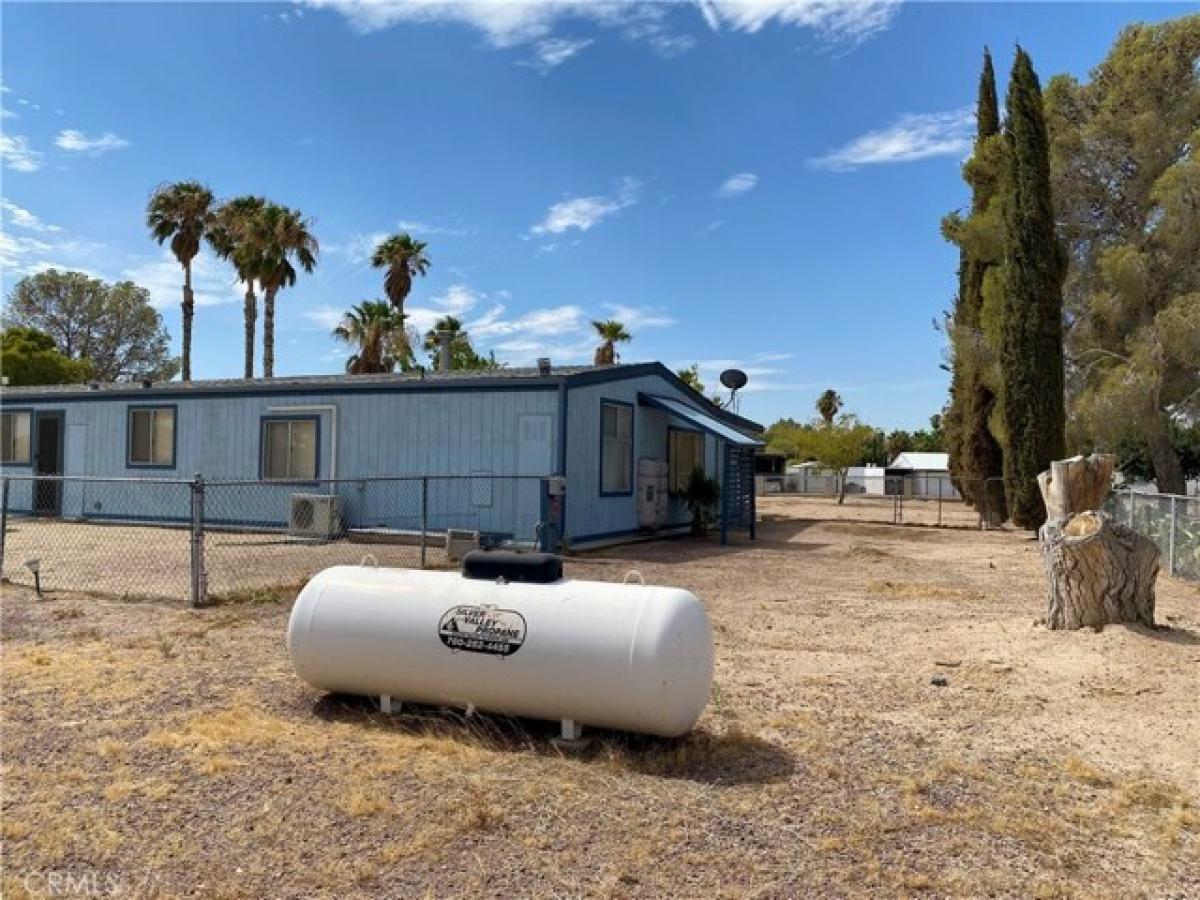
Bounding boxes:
[816,389,843,426]
[591,319,631,366]
[145,181,215,381]
[258,204,318,378]
[208,196,267,379]
[371,233,430,314]
[332,301,411,374]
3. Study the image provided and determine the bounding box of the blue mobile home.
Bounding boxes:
[0,362,762,546]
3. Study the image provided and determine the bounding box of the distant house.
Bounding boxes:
[885,451,960,499]
[0,362,763,547]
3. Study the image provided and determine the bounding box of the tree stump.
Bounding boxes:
[1040,511,1159,629]
[1037,454,1160,630]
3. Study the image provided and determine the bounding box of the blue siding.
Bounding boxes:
[0,389,558,537]
[564,373,728,543]
[0,371,750,545]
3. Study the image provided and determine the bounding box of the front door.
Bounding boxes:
[33,411,64,516]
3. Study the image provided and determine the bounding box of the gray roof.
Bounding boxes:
[1,364,599,395]
[0,361,764,433]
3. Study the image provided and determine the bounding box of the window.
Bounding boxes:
[127,407,176,467]
[1,411,32,465]
[262,417,318,480]
[600,401,633,495]
[669,429,704,493]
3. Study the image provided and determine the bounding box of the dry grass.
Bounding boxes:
[2,496,1198,897]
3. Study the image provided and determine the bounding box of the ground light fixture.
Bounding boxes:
[24,557,42,598]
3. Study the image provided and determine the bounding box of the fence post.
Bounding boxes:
[419,477,428,569]
[937,477,943,527]
[0,477,8,577]
[189,474,207,608]
[1168,495,1177,578]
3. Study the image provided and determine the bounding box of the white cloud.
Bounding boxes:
[491,334,599,366]
[331,230,390,264]
[811,106,973,171]
[302,304,346,330]
[523,37,593,72]
[304,1,890,51]
[0,231,105,291]
[395,218,468,237]
[716,171,758,198]
[331,221,465,264]
[0,203,103,288]
[405,283,486,332]
[54,129,131,155]
[645,33,696,57]
[123,249,244,310]
[602,303,676,329]
[304,0,612,45]
[531,177,640,236]
[697,0,900,43]
[0,134,43,172]
[472,303,586,339]
[0,199,62,233]
[672,352,801,395]
[0,231,52,273]
[354,278,683,367]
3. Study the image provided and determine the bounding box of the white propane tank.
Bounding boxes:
[287,566,714,738]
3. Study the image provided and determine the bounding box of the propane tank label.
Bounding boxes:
[437,605,527,657]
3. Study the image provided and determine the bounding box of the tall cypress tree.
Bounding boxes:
[945,48,1007,522]
[999,47,1066,530]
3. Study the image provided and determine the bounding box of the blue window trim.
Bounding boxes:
[259,414,321,484]
[598,398,635,498]
[0,407,35,467]
[667,425,704,494]
[126,404,179,469]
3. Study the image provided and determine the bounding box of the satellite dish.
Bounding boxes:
[719,368,748,413]
[720,369,748,391]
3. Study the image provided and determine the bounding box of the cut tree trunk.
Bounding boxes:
[1036,454,1114,522]
[1036,453,1159,630]
[1040,511,1159,630]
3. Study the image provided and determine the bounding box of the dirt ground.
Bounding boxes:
[2,495,1197,898]
[0,494,978,603]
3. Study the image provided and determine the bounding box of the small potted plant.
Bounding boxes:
[683,466,720,537]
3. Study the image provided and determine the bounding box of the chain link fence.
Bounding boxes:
[1106,489,1199,581]
[0,474,549,605]
[758,472,1006,529]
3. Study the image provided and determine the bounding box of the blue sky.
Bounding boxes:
[0,1,1188,429]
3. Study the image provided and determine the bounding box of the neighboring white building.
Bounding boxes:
[886,452,961,499]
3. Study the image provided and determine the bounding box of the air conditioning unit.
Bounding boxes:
[289,494,341,539]
[446,528,480,561]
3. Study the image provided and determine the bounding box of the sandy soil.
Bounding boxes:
[2,495,1197,898]
[0,520,429,600]
[0,494,981,603]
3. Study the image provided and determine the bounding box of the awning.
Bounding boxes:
[638,393,763,447]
